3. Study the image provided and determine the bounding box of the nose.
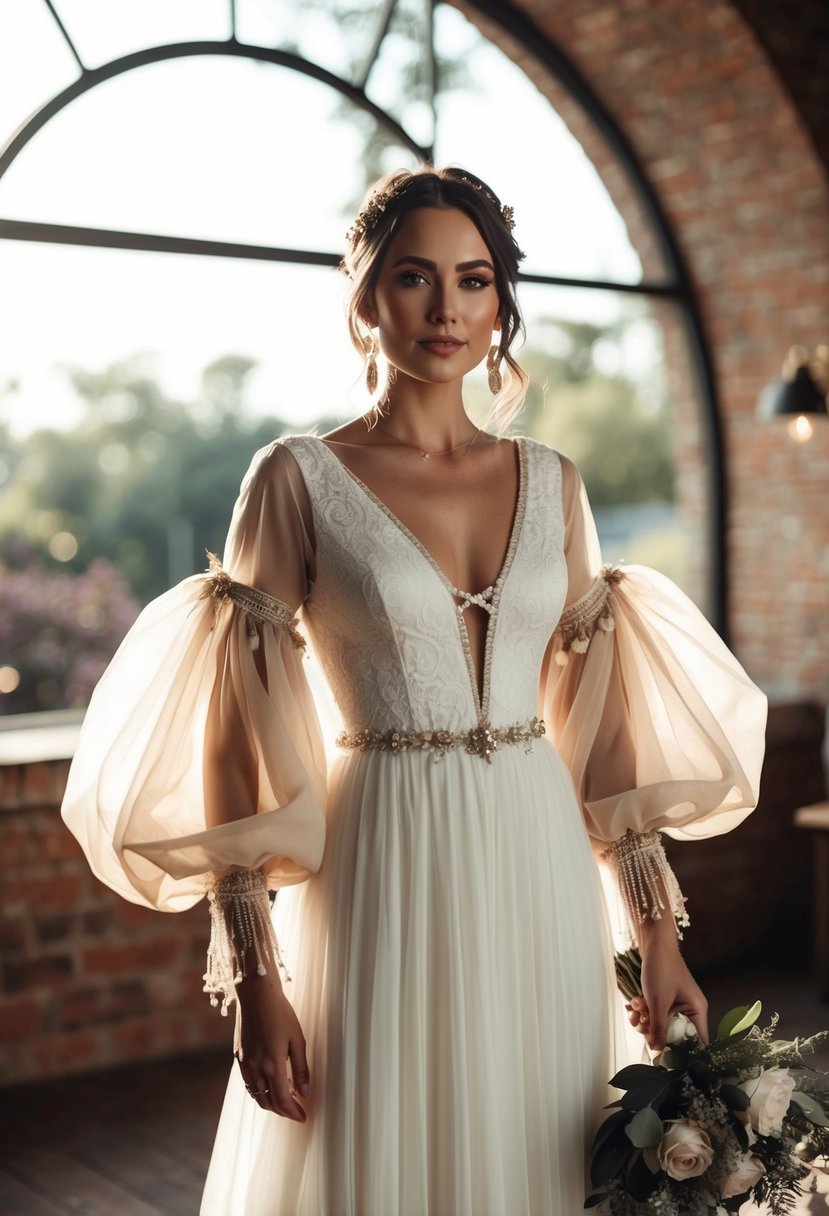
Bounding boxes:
[427,282,458,326]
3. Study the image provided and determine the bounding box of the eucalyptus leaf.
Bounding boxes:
[584,1193,605,1208]
[625,1105,664,1149]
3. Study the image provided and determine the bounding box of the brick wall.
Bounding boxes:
[732,0,829,175]
[463,0,829,699]
[0,758,229,1085]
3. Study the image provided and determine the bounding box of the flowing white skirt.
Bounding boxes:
[201,739,628,1215]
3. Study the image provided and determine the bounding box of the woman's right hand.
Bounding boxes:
[235,971,310,1121]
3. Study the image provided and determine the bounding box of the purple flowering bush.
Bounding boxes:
[0,558,140,714]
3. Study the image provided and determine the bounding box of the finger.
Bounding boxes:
[646,998,669,1051]
[241,1071,277,1114]
[270,1060,307,1122]
[690,1005,709,1046]
[289,1034,312,1099]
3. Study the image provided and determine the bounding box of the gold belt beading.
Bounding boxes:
[335,716,545,763]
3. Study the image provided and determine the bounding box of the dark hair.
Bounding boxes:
[340,165,529,430]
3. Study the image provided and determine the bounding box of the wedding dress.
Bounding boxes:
[62,434,766,1215]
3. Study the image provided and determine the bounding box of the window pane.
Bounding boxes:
[0,56,417,250]
[238,0,380,85]
[363,0,434,151]
[46,0,231,70]
[433,4,669,286]
[466,285,709,610]
[0,241,361,442]
[0,0,80,143]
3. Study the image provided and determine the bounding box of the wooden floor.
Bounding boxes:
[1,970,827,1215]
[0,1048,229,1215]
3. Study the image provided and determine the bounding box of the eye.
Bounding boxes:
[398,269,429,287]
[460,274,494,290]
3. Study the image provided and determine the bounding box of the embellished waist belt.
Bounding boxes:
[335,716,545,763]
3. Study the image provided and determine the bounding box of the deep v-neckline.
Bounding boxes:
[312,435,528,721]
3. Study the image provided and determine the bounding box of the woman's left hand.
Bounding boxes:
[628,924,709,1052]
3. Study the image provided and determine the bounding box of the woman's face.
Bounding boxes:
[366,206,501,388]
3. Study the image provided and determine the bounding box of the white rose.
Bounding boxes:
[666,1012,698,1045]
[657,1119,715,1181]
[739,1067,796,1137]
[720,1152,765,1199]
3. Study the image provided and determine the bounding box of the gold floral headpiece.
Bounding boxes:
[345,175,516,248]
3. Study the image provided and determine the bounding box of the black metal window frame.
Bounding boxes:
[0,0,727,635]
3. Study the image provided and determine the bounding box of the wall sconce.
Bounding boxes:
[756,344,829,443]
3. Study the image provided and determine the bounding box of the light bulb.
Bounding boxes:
[787,414,814,443]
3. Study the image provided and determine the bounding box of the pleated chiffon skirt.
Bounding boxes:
[201,740,620,1215]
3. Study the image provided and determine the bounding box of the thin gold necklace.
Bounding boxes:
[374,423,481,461]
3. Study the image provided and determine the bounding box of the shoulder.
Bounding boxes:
[237,435,316,514]
[516,436,582,488]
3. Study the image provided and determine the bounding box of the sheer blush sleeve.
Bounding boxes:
[61,440,326,917]
[539,455,767,939]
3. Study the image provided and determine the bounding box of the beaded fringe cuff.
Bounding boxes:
[201,551,306,652]
[203,868,291,1057]
[602,829,690,943]
[553,565,625,665]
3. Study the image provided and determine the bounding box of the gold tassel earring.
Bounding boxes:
[365,333,379,395]
[487,345,503,395]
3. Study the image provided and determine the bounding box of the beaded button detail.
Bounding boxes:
[336,716,545,764]
[451,584,496,616]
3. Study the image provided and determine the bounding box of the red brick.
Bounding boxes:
[26,1030,106,1080]
[4,955,74,993]
[57,981,151,1030]
[0,996,45,1042]
[0,826,32,867]
[39,824,84,863]
[82,936,183,975]
[82,908,114,935]
[116,900,163,930]
[3,872,83,911]
[0,918,29,953]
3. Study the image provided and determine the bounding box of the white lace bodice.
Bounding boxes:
[284,436,567,735]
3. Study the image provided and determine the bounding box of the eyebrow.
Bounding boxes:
[391,255,495,272]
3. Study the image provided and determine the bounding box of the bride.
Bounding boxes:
[62,165,766,1214]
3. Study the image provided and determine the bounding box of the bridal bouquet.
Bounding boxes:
[586,950,829,1215]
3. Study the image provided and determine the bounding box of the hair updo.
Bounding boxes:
[340,165,529,432]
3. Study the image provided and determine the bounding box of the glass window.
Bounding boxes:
[0,0,713,714]
[0,0,80,140]
[44,0,230,70]
[0,55,417,250]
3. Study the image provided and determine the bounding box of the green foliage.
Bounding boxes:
[518,316,674,507]
[0,354,293,604]
[0,317,677,712]
[717,1002,763,1042]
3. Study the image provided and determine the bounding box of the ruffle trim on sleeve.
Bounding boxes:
[553,565,625,665]
[204,868,291,1058]
[201,551,306,652]
[602,829,690,943]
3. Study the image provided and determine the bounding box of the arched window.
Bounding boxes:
[0,0,722,710]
